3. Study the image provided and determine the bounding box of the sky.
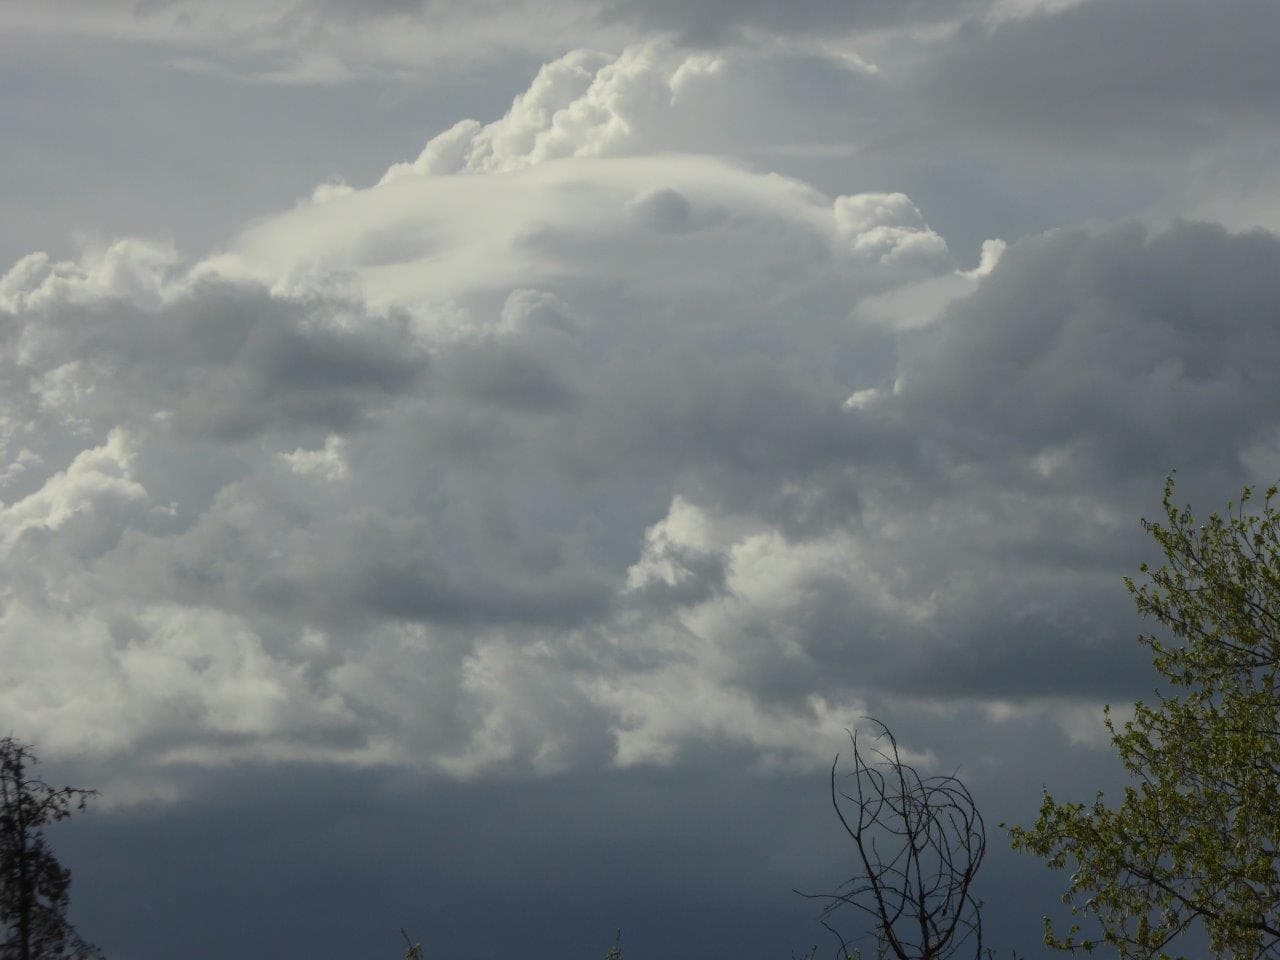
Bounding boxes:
[2,0,1280,957]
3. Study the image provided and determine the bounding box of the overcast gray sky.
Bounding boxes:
[3,1,1280,957]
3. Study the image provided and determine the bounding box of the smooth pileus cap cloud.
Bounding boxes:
[4,28,1280,802]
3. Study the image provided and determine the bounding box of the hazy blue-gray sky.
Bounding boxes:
[3,1,1280,957]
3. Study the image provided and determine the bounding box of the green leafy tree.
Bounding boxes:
[1010,478,1280,958]
[0,737,102,960]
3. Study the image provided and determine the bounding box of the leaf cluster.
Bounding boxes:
[1009,477,1280,959]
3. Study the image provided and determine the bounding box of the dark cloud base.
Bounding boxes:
[52,750,1102,960]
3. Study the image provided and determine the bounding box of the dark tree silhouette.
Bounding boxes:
[0,737,102,960]
[802,720,986,960]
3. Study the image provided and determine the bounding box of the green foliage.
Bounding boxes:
[1009,477,1280,958]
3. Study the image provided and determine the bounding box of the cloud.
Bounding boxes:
[0,0,1073,85]
[0,428,146,550]
[919,0,1280,157]
[279,435,349,481]
[891,221,1280,486]
[1,243,429,442]
[833,192,950,268]
[0,240,177,314]
[375,40,883,181]
[589,0,1073,46]
[4,33,1280,801]
[0,0,627,84]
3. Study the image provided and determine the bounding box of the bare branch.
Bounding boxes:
[800,720,986,960]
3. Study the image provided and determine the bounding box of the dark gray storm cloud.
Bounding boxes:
[921,0,1280,153]
[894,222,1280,488]
[3,270,427,444]
[93,0,982,50]
[594,0,975,44]
[42,712,1135,960]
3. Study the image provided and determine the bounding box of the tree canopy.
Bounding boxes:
[1010,477,1280,958]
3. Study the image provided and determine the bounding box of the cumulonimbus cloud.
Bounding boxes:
[3,36,1279,796]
